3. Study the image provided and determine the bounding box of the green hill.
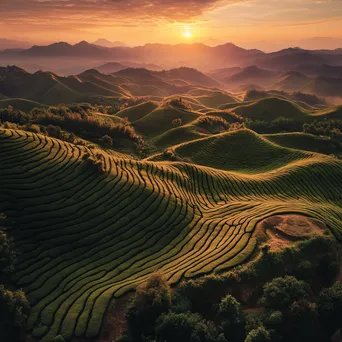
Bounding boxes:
[152,124,208,149]
[116,101,159,122]
[195,91,238,108]
[167,129,315,173]
[1,128,342,342]
[133,103,201,137]
[313,106,342,120]
[264,132,342,156]
[231,97,310,121]
[0,98,47,111]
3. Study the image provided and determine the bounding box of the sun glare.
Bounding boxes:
[184,31,192,39]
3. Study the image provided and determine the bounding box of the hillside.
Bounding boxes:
[0,66,224,105]
[231,97,310,121]
[0,66,130,105]
[1,128,342,342]
[152,124,208,149]
[0,98,47,111]
[302,77,342,97]
[116,101,159,122]
[264,133,342,156]
[133,102,201,137]
[156,67,219,87]
[273,71,309,92]
[225,66,276,87]
[158,129,313,173]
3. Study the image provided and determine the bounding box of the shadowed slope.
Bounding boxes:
[0,98,48,111]
[116,101,159,122]
[264,133,342,156]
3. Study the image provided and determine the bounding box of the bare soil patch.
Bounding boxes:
[256,214,326,251]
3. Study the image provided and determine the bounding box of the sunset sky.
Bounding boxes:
[1,0,342,49]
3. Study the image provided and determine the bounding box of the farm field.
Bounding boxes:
[1,127,342,341]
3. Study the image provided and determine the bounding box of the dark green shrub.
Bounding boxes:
[46,124,62,139]
[318,282,342,338]
[0,230,17,274]
[245,326,271,342]
[217,295,246,341]
[259,276,310,311]
[156,312,225,342]
[0,285,30,342]
[101,134,113,147]
[126,272,171,341]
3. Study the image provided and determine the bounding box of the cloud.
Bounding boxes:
[0,0,242,22]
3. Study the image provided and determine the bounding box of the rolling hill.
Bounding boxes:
[95,62,128,74]
[156,129,312,173]
[116,101,159,122]
[1,126,342,342]
[273,72,309,92]
[231,97,310,121]
[264,132,342,156]
[0,66,131,105]
[133,102,201,137]
[302,77,342,97]
[0,66,224,106]
[0,98,47,111]
[225,66,277,87]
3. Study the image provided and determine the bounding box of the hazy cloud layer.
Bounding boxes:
[0,0,240,21]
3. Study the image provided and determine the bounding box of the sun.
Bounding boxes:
[184,31,192,39]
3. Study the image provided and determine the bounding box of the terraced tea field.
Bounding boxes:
[1,128,342,341]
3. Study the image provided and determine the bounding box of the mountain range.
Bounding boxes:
[1,40,341,73]
[0,65,221,105]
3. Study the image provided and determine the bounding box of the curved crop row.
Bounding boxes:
[0,128,341,341]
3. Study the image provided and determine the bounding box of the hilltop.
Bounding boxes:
[151,129,311,173]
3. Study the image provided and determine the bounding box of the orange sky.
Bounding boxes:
[1,0,342,49]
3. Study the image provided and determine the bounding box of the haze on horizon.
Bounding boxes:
[1,0,342,51]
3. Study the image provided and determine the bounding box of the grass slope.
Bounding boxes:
[264,132,342,156]
[116,101,159,122]
[231,97,309,121]
[133,103,201,137]
[0,129,341,342]
[195,92,238,108]
[0,98,48,111]
[166,129,315,173]
[152,124,208,150]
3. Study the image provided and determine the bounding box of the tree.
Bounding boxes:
[126,272,171,341]
[172,118,182,128]
[156,312,226,342]
[245,326,271,342]
[101,134,113,147]
[0,230,16,274]
[46,124,62,139]
[259,276,309,311]
[0,285,30,341]
[285,299,319,342]
[217,295,246,341]
[318,282,342,338]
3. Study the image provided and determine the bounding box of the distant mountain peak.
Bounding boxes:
[92,39,126,48]
[74,40,91,47]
